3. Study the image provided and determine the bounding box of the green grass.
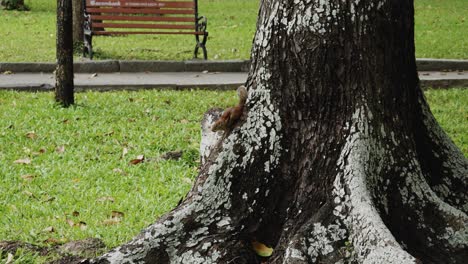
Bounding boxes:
[0,89,466,263]
[425,88,468,155]
[0,0,466,62]
[0,90,238,261]
[414,0,467,59]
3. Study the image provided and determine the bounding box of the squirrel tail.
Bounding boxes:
[237,85,248,107]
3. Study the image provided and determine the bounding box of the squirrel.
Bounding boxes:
[211,85,248,132]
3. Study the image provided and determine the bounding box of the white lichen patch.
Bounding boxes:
[268,0,389,37]
[284,246,307,262]
[332,105,416,263]
[306,222,347,262]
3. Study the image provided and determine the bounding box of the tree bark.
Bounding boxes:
[86,0,468,263]
[72,0,84,47]
[56,0,74,107]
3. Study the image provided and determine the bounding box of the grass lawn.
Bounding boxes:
[0,0,466,62]
[0,88,467,263]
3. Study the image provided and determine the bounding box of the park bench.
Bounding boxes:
[83,0,208,59]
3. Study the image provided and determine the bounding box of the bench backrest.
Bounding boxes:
[84,0,203,35]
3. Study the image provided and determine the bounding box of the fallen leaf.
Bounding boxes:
[97,196,115,203]
[42,196,56,202]
[42,226,55,233]
[111,211,125,219]
[72,211,80,217]
[78,221,87,230]
[14,158,31,164]
[180,119,189,124]
[66,219,75,227]
[56,146,65,154]
[3,70,13,75]
[202,70,209,74]
[129,155,145,165]
[43,238,64,245]
[62,119,70,124]
[26,131,38,139]
[6,253,14,264]
[252,241,273,257]
[104,131,114,136]
[38,148,46,154]
[103,219,120,225]
[122,147,128,158]
[91,73,98,78]
[21,174,36,180]
[23,190,35,198]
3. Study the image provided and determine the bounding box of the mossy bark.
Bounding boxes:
[86,0,467,263]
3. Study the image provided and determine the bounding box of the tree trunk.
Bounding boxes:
[87,0,468,263]
[56,0,74,107]
[72,0,84,48]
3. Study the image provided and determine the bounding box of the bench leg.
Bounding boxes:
[194,33,208,60]
[83,33,93,59]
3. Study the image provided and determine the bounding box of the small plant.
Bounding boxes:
[1,0,29,11]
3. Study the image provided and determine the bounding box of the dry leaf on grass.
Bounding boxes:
[129,155,145,165]
[14,158,31,164]
[21,174,36,180]
[78,221,87,230]
[26,132,38,139]
[122,147,128,158]
[66,219,75,227]
[23,190,35,198]
[111,211,125,219]
[42,226,55,233]
[56,146,65,154]
[43,237,66,245]
[5,253,14,264]
[103,219,120,225]
[96,196,115,203]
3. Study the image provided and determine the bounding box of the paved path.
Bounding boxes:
[0,71,466,92]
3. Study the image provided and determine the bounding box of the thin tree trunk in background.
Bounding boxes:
[56,0,74,107]
[72,0,84,47]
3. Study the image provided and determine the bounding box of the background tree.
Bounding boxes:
[72,0,84,48]
[55,0,74,107]
[87,0,467,263]
[1,0,28,10]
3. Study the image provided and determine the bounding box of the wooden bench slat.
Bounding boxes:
[83,0,208,59]
[91,15,195,23]
[86,0,195,8]
[92,22,195,30]
[93,31,206,35]
[86,7,195,15]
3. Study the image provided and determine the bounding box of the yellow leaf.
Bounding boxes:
[251,241,273,257]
